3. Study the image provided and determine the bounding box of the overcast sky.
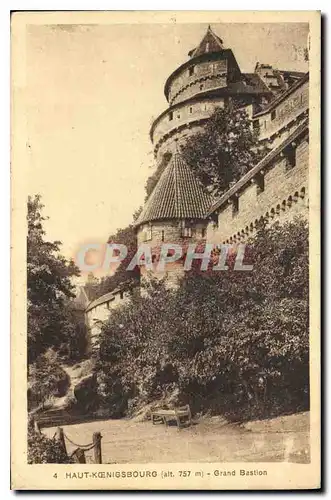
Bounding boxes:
[26,22,309,270]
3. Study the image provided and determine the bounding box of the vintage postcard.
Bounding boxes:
[11,10,321,490]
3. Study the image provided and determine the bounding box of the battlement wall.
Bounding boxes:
[206,127,309,245]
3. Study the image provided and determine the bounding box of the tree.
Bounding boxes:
[144,152,172,199]
[28,349,70,410]
[181,105,269,195]
[91,222,140,299]
[27,195,80,363]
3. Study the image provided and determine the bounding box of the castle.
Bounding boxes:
[85,26,309,342]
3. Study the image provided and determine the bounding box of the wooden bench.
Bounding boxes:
[151,405,192,429]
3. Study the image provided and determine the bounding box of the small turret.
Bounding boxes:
[135,152,213,286]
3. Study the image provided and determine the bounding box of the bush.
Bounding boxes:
[28,350,70,410]
[27,424,73,464]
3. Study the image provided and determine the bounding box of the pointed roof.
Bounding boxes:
[135,153,213,227]
[189,25,224,59]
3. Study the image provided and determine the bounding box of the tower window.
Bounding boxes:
[181,222,192,238]
[161,230,165,242]
[271,110,276,121]
[201,228,206,238]
[206,42,210,53]
[169,111,173,121]
[200,84,204,91]
[143,224,152,241]
[189,106,193,114]
[188,66,195,76]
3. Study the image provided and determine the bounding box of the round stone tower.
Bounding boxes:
[135,152,213,286]
[150,25,271,163]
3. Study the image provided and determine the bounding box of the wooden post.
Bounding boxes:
[57,427,67,456]
[72,448,86,463]
[31,416,41,434]
[93,432,102,464]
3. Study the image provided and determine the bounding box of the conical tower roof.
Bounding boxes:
[136,153,213,227]
[189,25,224,58]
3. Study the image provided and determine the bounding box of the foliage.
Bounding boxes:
[27,195,80,363]
[90,223,140,299]
[181,106,269,195]
[95,218,309,421]
[144,152,172,199]
[28,424,73,464]
[28,349,70,410]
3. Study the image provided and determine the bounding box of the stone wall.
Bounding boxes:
[86,290,130,347]
[152,97,225,157]
[206,135,309,244]
[254,77,309,148]
[137,219,208,287]
[168,59,227,105]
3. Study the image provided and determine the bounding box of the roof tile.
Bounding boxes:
[136,153,213,226]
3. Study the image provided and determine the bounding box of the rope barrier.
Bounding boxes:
[69,441,97,457]
[62,431,94,449]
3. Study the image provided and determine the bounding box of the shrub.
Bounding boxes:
[28,350,70,410]
[95,218,309,422]
[27,424,73,464]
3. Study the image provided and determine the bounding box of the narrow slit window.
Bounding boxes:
[253,120,260,130]
[285,147,296,169]
[256,174,265,195]
[169,111,173,121]
[232,197,239,216]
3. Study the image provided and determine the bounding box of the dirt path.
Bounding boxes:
[42,412,310,464]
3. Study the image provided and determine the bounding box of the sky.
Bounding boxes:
[25,22,309,273]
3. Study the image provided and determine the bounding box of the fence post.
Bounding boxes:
[72,448,86,463]
[93,432,102,464]
[31,416,41,434]
[57,427,67,456]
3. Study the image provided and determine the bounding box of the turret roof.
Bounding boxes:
[135,153,213,227]
[189,25,224,58]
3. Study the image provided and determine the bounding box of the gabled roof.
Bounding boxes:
[189,26,224,59]
[135,153,213,227]
[243,73,273,94]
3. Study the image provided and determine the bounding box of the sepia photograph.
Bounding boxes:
[11,10,320,490]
